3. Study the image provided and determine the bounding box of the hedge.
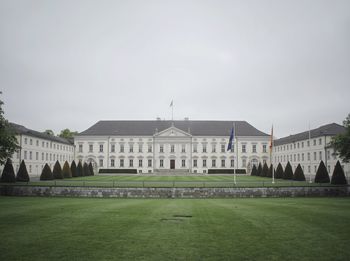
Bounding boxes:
[16,160,30,182]
[40,164,53,180]
[331,160,347,185]
[62,161,72,178]
[314,160,330,183]
[293,164,306,181]
[1,158,16,183]
[53,161,63,179]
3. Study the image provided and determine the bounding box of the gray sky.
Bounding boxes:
[1,0,349,138]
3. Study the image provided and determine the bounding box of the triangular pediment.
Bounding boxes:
[155,126,191,137]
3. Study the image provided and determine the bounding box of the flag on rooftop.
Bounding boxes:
[227,127,234,151]
[269,125,274,151]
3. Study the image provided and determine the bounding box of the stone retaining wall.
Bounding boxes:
[1,185,349,198]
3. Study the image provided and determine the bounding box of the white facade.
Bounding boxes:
[75,126,270,174]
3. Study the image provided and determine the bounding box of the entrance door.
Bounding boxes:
[170,160,175,169]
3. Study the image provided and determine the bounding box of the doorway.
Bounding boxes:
[170,159,175,169]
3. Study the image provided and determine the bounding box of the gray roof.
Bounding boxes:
[10,123,73,145]
[77,120,269,137]
[274,123,345,146]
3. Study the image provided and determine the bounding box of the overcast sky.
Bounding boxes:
[1,0,349,138]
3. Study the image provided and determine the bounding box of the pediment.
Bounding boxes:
[155,126,191,137]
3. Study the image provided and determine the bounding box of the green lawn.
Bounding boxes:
[0,197,349,260]
[21,175,328,188]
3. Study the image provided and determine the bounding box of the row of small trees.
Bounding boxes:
[0,158,94,183]
[251,160,348,185]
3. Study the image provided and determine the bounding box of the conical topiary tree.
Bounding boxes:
[89,162,94,176]
[257,163,262,176]
[314,160,330,183]
[77,161,83,177]
[83,162,90,176]
[331,161,347,185]
[40,164,53,180]
[293,164,306,181]
[268,164,273,178]
[251,165,257,176]
[262,162,269,177]
[1,158,16,183]
[16,160,30,182]
[283,162,293,180]
[53,161,63,179]
[275,163,284,179]
[62,161,72,178]
[71,160,78,177]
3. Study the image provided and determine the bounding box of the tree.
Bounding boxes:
[0,92,20,165]
[83,162,90,176]
[53,161,63,179]
[77,161,83,177]
[268,164,273,178]
[283,162,293,180]
[71,160,78,177]
[89,162,94,176]
[330,113,350,162]
[16,160,30,182]
[62,161,72,178]
[331,160,347,185]
[275,163,284,179]
[0,158,16,183]
[58,129,78,139]
[314,160,330,183]
[251,165,257,176]
[40,164,53,180]
[43,129,54,136]
[293,164,306,181]
[257,163,262,176]
[262,162,269,177]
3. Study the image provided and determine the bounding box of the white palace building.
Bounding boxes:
[74,120,271,174]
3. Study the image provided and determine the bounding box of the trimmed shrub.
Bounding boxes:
[89,162,94,176]
[293,164,306,181]
[71,160,78,177]
[83,162,90,176]
[314,160,330,183]
[77,161,83,177]
[62,161,72,178]
[257,163,262,176]
[53,161,63,179]
[251,165,257,176]
[262,163,269,177]
[283,162,293,180]
[40,164,53,180]
[268,164,273,178]
[331,161,347,185]
[1,158,16,183]
[275,163,284,179]
[16,160,30,182]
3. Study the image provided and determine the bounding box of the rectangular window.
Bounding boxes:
[148,159,152,167]
[212,159,216,167]
[30,139,32,145]
[171,145,175,153]
[99,159,103,167]
[139,159,142,167]
[307,140,310,147]
[42,141,45,147]
[307,152,310,161]
[212,145,216,153]
[294,154,296,162]
[181,145,186,153]
[302,153,304,161]
[120,144,124,153]
[297,154,300,161]
[120,159,124,167]
[160,159,164,167]
[319,138,322,145]
[129,159,133,167]
[301,142,304,148]
[294,143,296,149]
[202,144,207,153]
[221,144,225,153]
[29,165,32,173]
[50,154,52,161]
[99,144,103,152]
[193,145,197,153]
[193,159,197,167]
[308,165,311,173]
[242,145,246,153]
[252,144,257,153]
[53,154,56,161]
[111,159,115,167]
[221,159,225,167]
[24,151,27,160]
[111,145,115,153]
[262,145,267,153]
[319,151,322,161]
[314,152,316,161]
[314,165,317,173]
[36,152,38,160]
[203,159,207,167]
[129,145,133,153]
[24,138,27,144]
[79,144,83,153]
[36,140,39,146]
[182,159,185,167]
[313,139,316,146]
[160,145,164,153]
[139,144,142,153]
[297,143,300,149]
[42,153,44,160]
[46,142,48,148]
[89,144,93,153]
[148,145,152,153]
[231,159,234,167]
[29,151,32,160]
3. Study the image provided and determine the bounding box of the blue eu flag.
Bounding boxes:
[227,127,234,151]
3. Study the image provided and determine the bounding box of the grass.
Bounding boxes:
[14,175,334,188]
[0,197,349,260]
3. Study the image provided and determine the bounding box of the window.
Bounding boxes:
[129,159,133,167]
[42,152,44,160]
[212,159,216,167]
[221,144,225,153]
[29,151,32,160]
[36,152,38,160]
[139,159,143,167]
[294,143,296,149]
[212,145,216,153]
[203,159,207,167]
[24,138,27,144]
[50,154,52,161]
[302,153,304,161]
[42,141,45,147]
[99,144,103,152]
[221,159,225,167]
[301,142,304,148]
[308,165,311,173]
[262,145,267,153]
[160,145,164,153]
[294,154,296,162]
[319,151,322,161]
[182,159,185,167]
[314,165,317,173]
[319,138,322,145]
[120,159,124,167]
[99,159,103,167]
[78,144,83,153]
[171,145,175,153]
[193,145,197,153]
[307,140,310,147]
[297,154,300,161]
[252,144,257,153]
[307,152,310,161]
[36,140,39,146]
[53,154,56,161]
[24,151,27,160]
[193,159,197,167]
[242,159,246,167]
[181,145,186,153]
[148,145,152,153]
[29,165,32,173]
[111,145,115,153]
[297,143,299,149]
[160,159,164,167]
[202,144,207,153]
[230,159,234,167]
[139,144,142,153]
[111,159,115,167]
[30,139,32,145]
[148,159,152,167]
[314,152,316,161]
[46,142,48,148]
[129,145,133,153]
[313,139,316,146]
[120,144,124,153]
[89,144,93,153]
[242,145,246,153]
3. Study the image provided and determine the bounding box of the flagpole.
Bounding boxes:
[234,122,237,185]
[309,122,312,183]
[271,125,275,184]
